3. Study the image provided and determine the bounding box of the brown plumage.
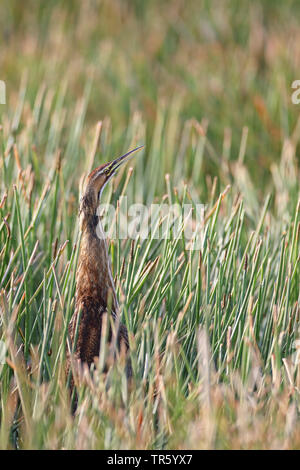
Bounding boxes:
[66,146,143,399]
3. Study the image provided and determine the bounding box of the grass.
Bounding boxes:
[0,0,299,449]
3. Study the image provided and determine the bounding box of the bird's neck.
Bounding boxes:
[76,197,118,314]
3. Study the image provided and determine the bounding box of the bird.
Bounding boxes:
[66,145,143,401]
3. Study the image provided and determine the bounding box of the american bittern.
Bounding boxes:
[67,146,143,397]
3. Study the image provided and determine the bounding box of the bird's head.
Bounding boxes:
[81,145,143,215]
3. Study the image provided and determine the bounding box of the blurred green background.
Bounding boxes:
[1,0,300,192]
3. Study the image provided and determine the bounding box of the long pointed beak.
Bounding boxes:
[104,145,144,178]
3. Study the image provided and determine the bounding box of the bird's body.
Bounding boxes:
[68,206,128,368]
[66,146,143,396]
